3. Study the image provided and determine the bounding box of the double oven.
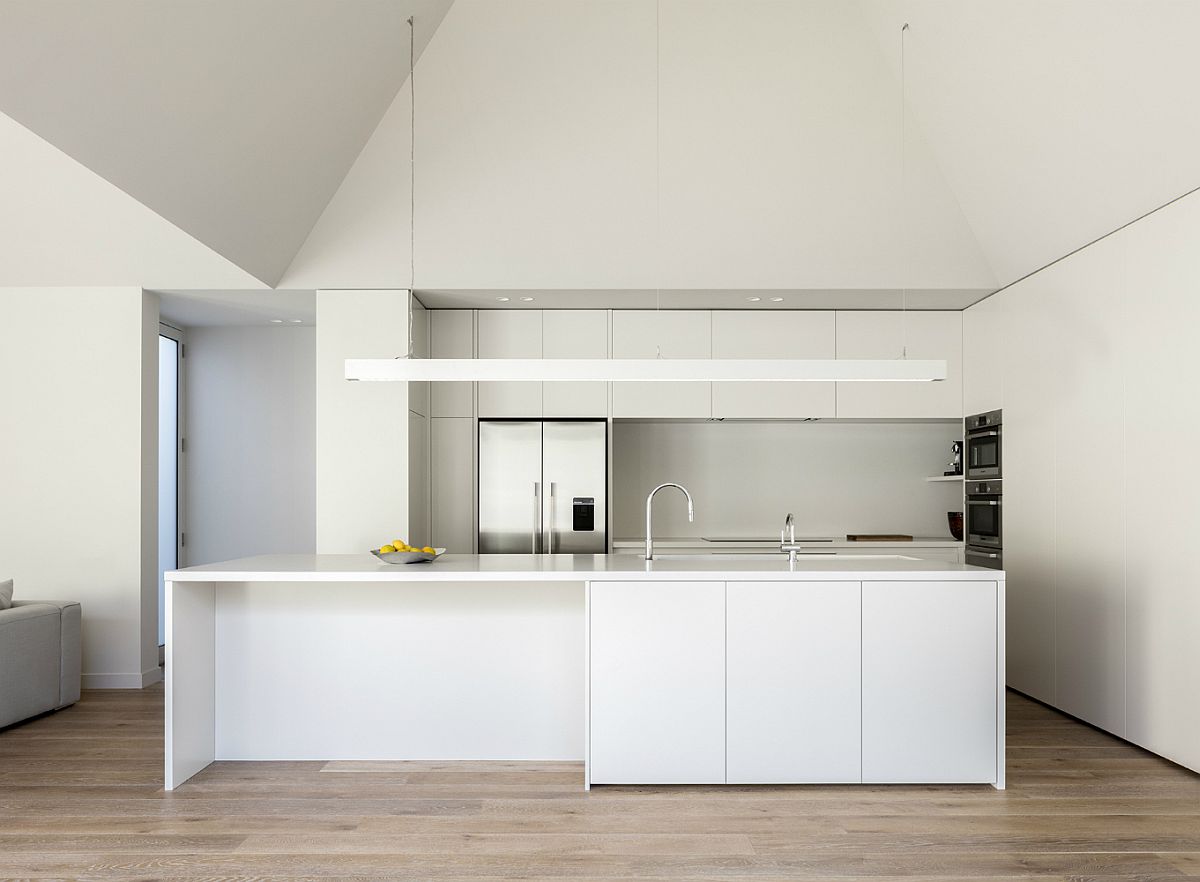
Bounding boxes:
[965,409,1002,570]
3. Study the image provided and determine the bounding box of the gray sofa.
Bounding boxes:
[0,581,81,728]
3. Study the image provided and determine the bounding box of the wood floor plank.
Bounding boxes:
[0,685,1198,881]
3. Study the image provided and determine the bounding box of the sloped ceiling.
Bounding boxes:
[859,0,1200,286]
[0,0,452,287]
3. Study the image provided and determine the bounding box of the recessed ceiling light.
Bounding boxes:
[746,296,761,302]
[496,296,510,302]
[270,319,284,323]
[769,297,784,302]
[290,319,303,324]
[520,296,535,302]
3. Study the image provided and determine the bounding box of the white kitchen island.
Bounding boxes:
[165,554,1005,791]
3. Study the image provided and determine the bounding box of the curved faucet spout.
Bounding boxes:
[645,483,695,561]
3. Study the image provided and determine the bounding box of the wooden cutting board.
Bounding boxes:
[846,534,914,542]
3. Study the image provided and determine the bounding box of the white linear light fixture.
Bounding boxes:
[346,15,946,385]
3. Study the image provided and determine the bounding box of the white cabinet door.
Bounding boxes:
[999,283,1057,704]
[430,310,474,418]
[430,417,474,553]
[726,581,860,783]
[588,581,725,784]
[835,311,963,418]
[862,580,998,783]
[612,310,711,418]
[1047,235,1126,736]
[477,310,542,417]
[543,310,608,417]
[962,296,1003,415]
[1124,194,1200,773]
[712,311,835,418]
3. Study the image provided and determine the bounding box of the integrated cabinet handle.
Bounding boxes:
[532,482,541,554]
[548,482,557,554]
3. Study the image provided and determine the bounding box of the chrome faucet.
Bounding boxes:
[645,483,694,560]
[781,512,802,563]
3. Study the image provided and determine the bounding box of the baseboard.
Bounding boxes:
[82,666,163,690]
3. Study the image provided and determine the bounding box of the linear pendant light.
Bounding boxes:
[347,14,946,386]
[346,358,946,383]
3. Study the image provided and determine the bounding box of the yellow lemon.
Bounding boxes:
[379,544,396,553]
[392,539,407,550]
[422,546,436,554]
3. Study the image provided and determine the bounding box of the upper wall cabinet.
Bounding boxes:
[963,296,1004,416]
[430,310,474,418]
[712,311,835,419]
[612,310,711,419]
[477,310,542,418]
[542,310,608,417]
[835,311,963,419]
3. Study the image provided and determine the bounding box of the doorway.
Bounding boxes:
[158,325,185,651]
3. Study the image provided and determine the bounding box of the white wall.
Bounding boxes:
[0,287,160,688]
[185,326,316,565]
[315,290,412,552]
[613,420,962,540]
[964,187,1200,774]
[281,0,993,294]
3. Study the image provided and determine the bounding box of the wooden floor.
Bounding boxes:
[0,689,1198,881]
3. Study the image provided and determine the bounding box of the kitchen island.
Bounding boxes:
[165,554,1004,790]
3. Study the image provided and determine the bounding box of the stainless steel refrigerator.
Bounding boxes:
[478,420,607,554]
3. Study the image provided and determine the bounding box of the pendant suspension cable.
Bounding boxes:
[655,0,662,359]
[900,21,909,359]
[407,15,416,358]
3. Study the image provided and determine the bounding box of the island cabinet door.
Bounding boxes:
[726,581,862,783]
[861,581,999,783]
[588,581,725,784]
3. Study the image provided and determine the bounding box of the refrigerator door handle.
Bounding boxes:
[532,482,541,554]
[547,482,557,554]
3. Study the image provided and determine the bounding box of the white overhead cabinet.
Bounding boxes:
[430,310,474,418]
[542,310,608,417]
[712,311,836,418]
[612,310,711,418]
[962,295,1003,414]
[861,580,999,783]
[726,581,860,783]
[835,311,964,418]
[477,310,543,417]
[588,581,726,784]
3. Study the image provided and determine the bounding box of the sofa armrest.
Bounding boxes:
[10,601,81,708]
[0,602,62,727]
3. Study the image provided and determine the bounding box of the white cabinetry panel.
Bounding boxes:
[478,310,542,417]
[712,311,835,418]
[835,311,963,418]
[588,581,725,784]
[430,310,474,418]
[430,417,475,553]
[862,580,997,783]
[726,581,860,783]
[999,282,1057,704]
[612,310,711,418]
[543,310,608,417]
[963,295,1003,415]
[1124,194,1200,773]
[1048,236,1126,736]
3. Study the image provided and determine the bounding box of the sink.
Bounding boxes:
[651,553,919,562]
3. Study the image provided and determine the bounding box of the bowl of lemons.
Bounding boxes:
[371,540,445,564]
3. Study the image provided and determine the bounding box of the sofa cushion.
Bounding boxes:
[0,578,12,610]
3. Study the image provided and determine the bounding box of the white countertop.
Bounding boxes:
[168,553,1001,583]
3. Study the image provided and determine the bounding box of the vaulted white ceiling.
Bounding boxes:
[3,0,1200,304]
[0,0,452,286]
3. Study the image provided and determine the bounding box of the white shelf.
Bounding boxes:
[926,475,964,482]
